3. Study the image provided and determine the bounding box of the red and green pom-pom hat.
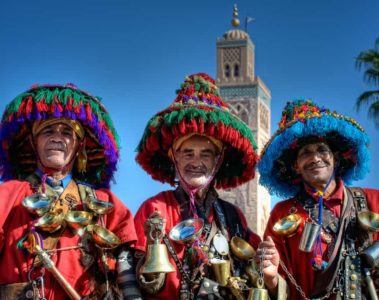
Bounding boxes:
[258,99,370,198]
[0,83,120,188]
[136,73,259,189]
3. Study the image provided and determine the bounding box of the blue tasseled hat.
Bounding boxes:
[258,99,370,198]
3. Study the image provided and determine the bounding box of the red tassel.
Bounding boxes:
[17,100,26,117]
[74,103,81,114]
[189,119,198,132]
[178,119,186,134]
[217,123,226,139]
[67,96,73,110]
[25,96,33,115]
[146,135,159,152]
[198,120,205,134]
[207,123,215,137]
[86,104,92,121]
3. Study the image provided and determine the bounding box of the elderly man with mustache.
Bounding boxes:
[133,73,285,300]
[0,84,140,299]
[258,99,379,299]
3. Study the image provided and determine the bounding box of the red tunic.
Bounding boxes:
[0,179,137,300]
[134,190,261,300]
[264,181,379,300]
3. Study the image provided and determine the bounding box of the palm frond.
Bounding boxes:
[364,68,379,85]
[368,101,379,127]
[356,90,379,112]
[356,50,379,70]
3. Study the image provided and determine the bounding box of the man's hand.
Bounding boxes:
[256,236,280,291]
[143,211,166,244]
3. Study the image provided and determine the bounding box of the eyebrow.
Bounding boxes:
[299,143,331,152]
[179,148,216,154]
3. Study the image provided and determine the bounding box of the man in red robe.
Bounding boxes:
[258,99,379,299]
[134,73,286,299]
[0,84,140,299]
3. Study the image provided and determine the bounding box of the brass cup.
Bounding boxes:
[35,211,64,233]
[65,211,93,230]
[230,236,256,260]
[357,211,379,232]
[273,213,302,237]
[22,194,52,216]
[89,224,121,248]
[210,258,231,286]
[169,218,204,245]
[87,196,114,215]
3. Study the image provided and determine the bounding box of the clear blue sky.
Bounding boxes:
[1,0,378,214]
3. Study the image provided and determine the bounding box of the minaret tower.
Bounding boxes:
[216,5,271,237]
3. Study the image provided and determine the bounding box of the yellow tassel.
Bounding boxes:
[316,191,324,197]
[77,142,87,173]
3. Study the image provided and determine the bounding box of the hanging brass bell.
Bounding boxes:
[247,278,269,300]
[140,240,176,274]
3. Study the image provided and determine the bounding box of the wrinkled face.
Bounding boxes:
[175,135,219,188]
[36,123,80,171]
[294,142,336,188]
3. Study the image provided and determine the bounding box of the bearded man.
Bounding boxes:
[0,84,140,299]
[134,73,286,299]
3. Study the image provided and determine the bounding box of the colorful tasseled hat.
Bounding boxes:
[0,83,120,188]
[136,73,258,189]
[258,99,370,198]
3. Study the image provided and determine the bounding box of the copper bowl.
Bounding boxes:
[35,211,64,233]
[65,211,93,230]
[87,196,114,215]
[357,211,379,232]
[89,224,121,248]
[230,236,256,260]
[22,194,52,216]
[273,213,302,237]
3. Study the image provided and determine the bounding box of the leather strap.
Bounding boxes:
[41,180,81,252]
[162,235,191,283]
[310,187,354,298]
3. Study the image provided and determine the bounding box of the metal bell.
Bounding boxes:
[140,241,176,274]
[247,278,269,300]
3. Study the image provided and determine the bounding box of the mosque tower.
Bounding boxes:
[216,5,271,237]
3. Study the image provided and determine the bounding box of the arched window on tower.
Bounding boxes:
[225,64,230,78]
[234,64,239,77]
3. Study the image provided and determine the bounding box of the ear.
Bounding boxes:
[292,160,300,175]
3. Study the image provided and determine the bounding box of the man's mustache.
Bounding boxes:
[185,165,207,173]
[46,141,66,151]
[304,161,328,170]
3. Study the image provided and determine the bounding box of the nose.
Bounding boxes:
[188,154,206,167]
[309,151,324,162]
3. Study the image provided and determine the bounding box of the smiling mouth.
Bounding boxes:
[305,165,327,171]
[185,170,207,177]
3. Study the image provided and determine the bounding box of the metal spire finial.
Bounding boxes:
[231,4,240,27]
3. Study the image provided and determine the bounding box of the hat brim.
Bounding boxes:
[0,85,120,188]
[258,114,370,198]
[136,105,258,189]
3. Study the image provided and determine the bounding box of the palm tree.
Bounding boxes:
[356,37,379,127]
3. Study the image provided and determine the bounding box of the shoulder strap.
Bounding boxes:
[347,187,373,246]
[216,199,247,241]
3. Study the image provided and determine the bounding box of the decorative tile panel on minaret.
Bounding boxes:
[216,5,271,237]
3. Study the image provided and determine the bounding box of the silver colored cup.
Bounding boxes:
[299,221,321,252]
